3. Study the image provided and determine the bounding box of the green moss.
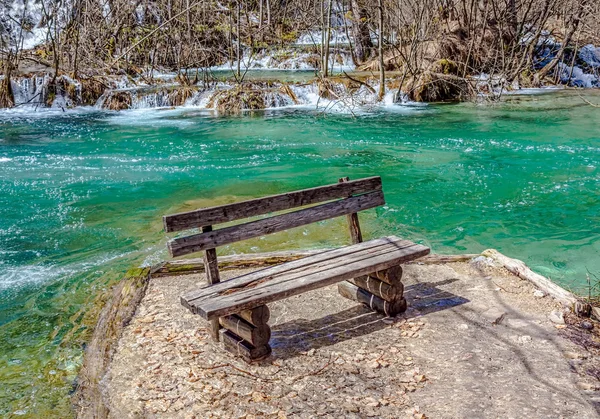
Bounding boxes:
[280,30,298,44]
[124,267,151,279]
[163,264,204,273]
[433,59,459,75]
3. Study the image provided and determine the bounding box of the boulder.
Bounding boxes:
[407,59,471,102]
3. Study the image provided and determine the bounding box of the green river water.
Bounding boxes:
[0,90,599,417]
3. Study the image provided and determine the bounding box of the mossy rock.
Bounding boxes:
[431,59,460,75]
[408,71,470,102]
[212,87,265,113]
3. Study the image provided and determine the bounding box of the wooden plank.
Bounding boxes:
[238,305,270,326]
[219,315,271,347]
[347,276,403,302]
[339,177,363,244]
[202,225,221,342]
[220,330,272,363]
[168,190,385,257]
[164,176,382,232]
[338,281,407,317]
[185,238,429,320]
[153,252,479,277]
[181,236,414,305]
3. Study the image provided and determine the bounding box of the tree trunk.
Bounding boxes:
[322,0,333,77]
[0,60,15,108]
[350,0,373,64]
[377,0,385,100]
[236,0,241,79]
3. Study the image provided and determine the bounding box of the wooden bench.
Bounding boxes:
[163,176,430,362]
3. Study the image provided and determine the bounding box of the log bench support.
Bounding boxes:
[338,266,407,317]
[164,177,429,363]
[218,305,272,362]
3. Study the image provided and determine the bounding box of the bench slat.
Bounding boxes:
[168,190,385,257]
[181,236,405,303]
[164,176,382,232]
[182,236,429,320]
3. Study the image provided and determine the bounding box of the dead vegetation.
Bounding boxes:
[1,0,599,108]
[102,91,132,111]
[211,87,266,113]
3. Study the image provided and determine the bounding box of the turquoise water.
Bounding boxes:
[1,90,599,416]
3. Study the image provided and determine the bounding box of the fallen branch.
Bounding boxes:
[482,249,577,307]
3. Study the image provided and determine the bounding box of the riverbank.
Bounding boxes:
[0,68,584,114]
[73,250,600,418]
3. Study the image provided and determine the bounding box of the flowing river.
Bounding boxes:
[1,90,599,416]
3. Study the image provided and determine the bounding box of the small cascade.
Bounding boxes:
[263,89,296,108]
[212,47,354,73]
[4,72,420,113]
[10,74,50,107]
[130,89,173,109]
[51,75,82,109]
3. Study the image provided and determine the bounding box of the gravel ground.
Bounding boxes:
[102,258,600,418]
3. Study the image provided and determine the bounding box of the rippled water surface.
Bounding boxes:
[1,90,599,416]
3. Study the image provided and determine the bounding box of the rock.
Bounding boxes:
[577,382,598,391]
[211,87,267,113]
[406,59,471,103]
[564,351,586,360]
[549,310,565,325]
[518,335,532,344]
[579,44,600,68]
[580,321,593,330]
[533,290,545,298]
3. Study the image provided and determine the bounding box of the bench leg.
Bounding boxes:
[218,305,272,363]
[338,266,407,317]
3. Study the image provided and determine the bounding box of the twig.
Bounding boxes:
[579,94,600,107]
[107,1,203,70]
[292,355,340,380]
[342,71,376,94]
[199,362,282,382]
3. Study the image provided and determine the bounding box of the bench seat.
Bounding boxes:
[182,236,430,321]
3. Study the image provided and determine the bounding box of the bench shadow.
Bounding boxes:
[269,278,469,359]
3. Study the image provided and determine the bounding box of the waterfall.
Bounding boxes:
[10,75,50,107]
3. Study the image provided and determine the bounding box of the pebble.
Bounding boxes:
[549,310,565,325]
[564,351,586,360]
[533,290,545,298]
[580,321,594,330]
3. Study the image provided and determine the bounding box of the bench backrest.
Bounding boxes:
[164,176,384,258]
